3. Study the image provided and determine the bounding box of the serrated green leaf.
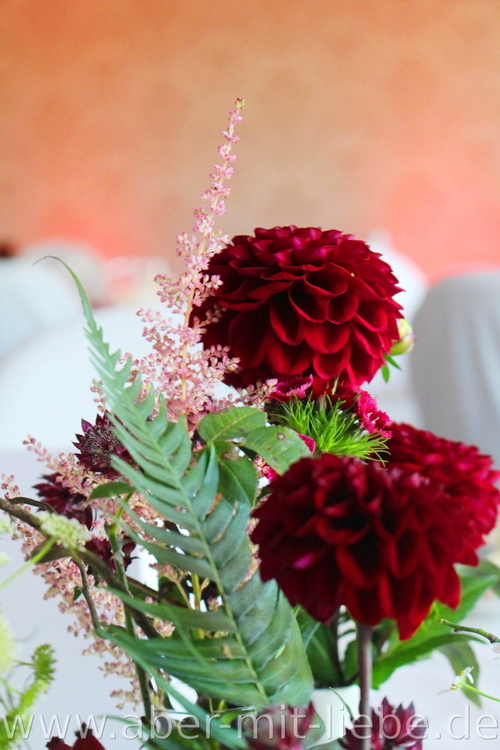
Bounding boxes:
[198,407,267,442]
[218,453,259,506]
[372,633,482,688]
[243,425,309,474]
[89,481,134,499]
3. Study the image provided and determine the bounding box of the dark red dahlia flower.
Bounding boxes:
[244,703,315,750]
[34,474,93,530]
[191,226,402,391]
[339,698,426,749]
[251,452,487,639]
[387,423,500,557]
[74,414,132,478]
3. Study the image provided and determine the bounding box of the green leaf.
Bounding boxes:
[438,642,481,707]
[71,274,313,709]
[198,407,267,442]
[372,633,481,688]
[89,481,134,499]
[383,354,402,371]
[372,567,498,688]
[296,610,343,687]
[218,452,259,506]
[437,570,498,624]
[458,558,500,598]
[243,425,310,474]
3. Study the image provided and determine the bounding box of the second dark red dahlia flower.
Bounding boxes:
[191,226,402,391]
[387,422,500,554]
[251,451,497,639]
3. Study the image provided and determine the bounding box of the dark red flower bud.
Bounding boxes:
[46,738,72,750]
[73,724,106,750]
[244,703,315,750]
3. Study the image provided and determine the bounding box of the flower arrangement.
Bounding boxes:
[1,99,500,750]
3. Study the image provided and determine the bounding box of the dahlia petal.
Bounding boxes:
[266,337,312,376]
[354,303,388,332]
[313,346,351,380]
[326,293,359,324]
[229,311,269,367]
[288,289,329,323]
[293,246,330,265]
[304,321,350,354]
[336,533,384,588]
[270,301,305,345]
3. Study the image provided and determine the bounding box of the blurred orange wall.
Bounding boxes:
[2,0,500,278]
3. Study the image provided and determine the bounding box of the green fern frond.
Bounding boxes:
[66,265,313,711]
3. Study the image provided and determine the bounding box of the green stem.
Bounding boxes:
[330,612,346,686]
[107,507,152,724]
[357,622,373,750]
[0,538,55,590]
[191,573,205,640]
[439,619,500,643]
[463,685,500,703]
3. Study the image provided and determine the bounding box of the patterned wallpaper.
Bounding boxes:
[1,0,500,278]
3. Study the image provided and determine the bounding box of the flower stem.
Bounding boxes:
[107,515,152,723]
[0,538,55,590]
[357,622,373,750]
[439,618,500,643]
[462,685,500,703]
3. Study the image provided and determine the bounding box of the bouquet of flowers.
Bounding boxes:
[2,99,500,750]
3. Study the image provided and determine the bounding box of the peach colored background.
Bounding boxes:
[2,0,500,278]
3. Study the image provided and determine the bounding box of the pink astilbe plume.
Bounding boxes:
[132,99,247,424]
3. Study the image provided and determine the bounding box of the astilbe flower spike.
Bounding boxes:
[191,226,403,393]
[132,98,246,425]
